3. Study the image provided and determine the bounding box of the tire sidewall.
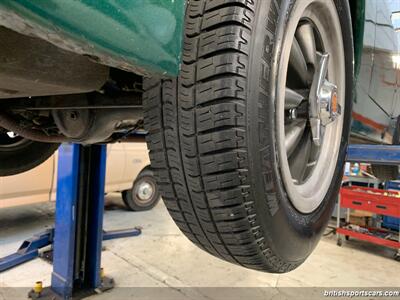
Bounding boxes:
[0,140,59,176]
[247,0,353,263]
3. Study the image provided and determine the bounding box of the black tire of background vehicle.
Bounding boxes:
[371,164,399,181]
[144,0,353,272]
[0,140,59,176]
[122,168,161,211]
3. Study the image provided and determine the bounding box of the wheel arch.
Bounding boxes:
[141,165,153,173]
[129,164,153,190]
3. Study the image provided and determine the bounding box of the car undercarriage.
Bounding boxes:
[0,26,145,145]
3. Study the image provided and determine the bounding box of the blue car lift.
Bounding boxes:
[347,144,400,165]
[2,142,398,298]
[0,144,141,299]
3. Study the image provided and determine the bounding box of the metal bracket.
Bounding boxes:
[0,229,53,272]
[0,227,142,273]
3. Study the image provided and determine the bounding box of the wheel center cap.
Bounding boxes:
[138,182,153,200]
[308,53,341,146]
[319,80,340,126]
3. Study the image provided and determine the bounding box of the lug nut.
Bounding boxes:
[289,108,297,120]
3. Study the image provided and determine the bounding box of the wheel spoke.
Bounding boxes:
[296,23,317,67]
[278,7,344,214]
[285,119,306,156]
[288,37,308,86]
[302,143,320,179]
[285,88,304,109]
[289,131,312,183]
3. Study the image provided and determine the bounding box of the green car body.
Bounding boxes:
[0,0,186,76]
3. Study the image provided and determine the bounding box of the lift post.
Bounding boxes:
[24,143,141,300]
[49,144,108,298]
[0,143,141,287]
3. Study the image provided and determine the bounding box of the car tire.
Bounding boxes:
[371,164,399,181]
[122,168,161,211]
[144,0,353,273]
[0,131,59,176]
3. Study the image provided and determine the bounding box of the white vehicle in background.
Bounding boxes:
[0,141,160,211]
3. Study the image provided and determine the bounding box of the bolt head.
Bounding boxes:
[289,108,297,120]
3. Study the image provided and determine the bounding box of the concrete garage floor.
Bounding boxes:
[0,194,399,299]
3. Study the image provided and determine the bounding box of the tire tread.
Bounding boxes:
[144,0,298,272]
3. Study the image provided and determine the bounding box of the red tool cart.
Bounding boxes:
[336,186,400,260]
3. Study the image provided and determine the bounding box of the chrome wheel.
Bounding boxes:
[277,0,345,213]
[134,179,155,205]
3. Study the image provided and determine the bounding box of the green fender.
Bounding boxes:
[0,0,186,76]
